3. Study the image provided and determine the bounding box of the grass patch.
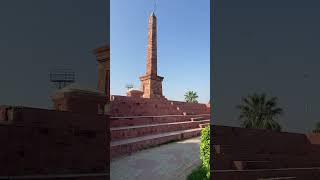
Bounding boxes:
[186,165,209,180]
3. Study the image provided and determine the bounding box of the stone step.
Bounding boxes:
[234,160,320,170]
[213,136,309,148]
[213,154,320,170]
[213,153,313,161]
[111,120,209,141]
[190,116,207,121]
[110,114,210,128]
[258,177,297,180]
[110,128,202,158]
[213,144,316,156]
[213,144,270,155]
[233,161,274,170]
[212,167,320,180]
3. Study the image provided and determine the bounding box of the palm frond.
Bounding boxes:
[237,93,283,131]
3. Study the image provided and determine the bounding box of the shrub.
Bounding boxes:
[186,165,208,180]
[200,125,210,178]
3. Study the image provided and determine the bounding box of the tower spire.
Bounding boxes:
[146,11,157,76]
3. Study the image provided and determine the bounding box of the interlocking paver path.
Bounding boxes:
[111,137,201,180]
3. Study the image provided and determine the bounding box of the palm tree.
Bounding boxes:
[237,93,283,131]
[125,83,134,91]
[185,91,199,103]
[313,122,320,133]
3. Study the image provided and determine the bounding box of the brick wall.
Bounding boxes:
[110,95,210,117]
[0,106,109,180]
[211,125,320,179]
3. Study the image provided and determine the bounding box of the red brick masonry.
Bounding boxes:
[109,95,210,158]
[0,106,109,180]
[211,125,320,180]
[139,13,165,99]
[110,95,210,117]
[94,45,110,99]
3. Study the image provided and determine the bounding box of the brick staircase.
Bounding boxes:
[212,125,320,180]
[110,114,210,158]
[109,95,210,159]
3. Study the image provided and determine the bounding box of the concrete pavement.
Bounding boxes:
[110,137,201,180]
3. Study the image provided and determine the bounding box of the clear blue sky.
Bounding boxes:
[111,0,210,103]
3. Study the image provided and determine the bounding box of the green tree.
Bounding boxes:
[125,83,134,91]
[237,93,283,131]
[185,91,199,103]
[313,122,320,133]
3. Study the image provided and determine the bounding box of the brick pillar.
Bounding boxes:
[94,45,110,101]
[51,87,107,115]
[139,12,165,99]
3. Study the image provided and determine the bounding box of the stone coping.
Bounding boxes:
[54,83,105,95]
[111,95,210,105]
[213,167,320,172]
[110,114,210,119]
[110,119,209,130]
[111,128,201,146]
[0,172,109,179]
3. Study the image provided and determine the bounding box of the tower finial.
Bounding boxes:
[153,0,157,14]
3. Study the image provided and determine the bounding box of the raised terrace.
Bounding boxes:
[0,106,109,180]
[97,12,211,159]
[110,95,210,158]
[0,45,111,180]
[211,125,320,180]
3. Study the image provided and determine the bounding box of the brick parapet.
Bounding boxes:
[211,125,320,180]
[51,88,107,115]
[110,95,210,117]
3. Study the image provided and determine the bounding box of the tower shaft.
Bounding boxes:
[140,12,165,99]
[146,13,157,76]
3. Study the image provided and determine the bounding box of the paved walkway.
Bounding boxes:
[110,137,201,180]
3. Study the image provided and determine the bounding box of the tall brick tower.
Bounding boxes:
[139,12,165,99]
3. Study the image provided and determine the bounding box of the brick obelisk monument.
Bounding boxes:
[139,12,165,99]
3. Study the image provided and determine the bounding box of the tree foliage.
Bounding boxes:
[313,122,320,133]
[185,91,199,103]
[125,83,134,91]
[237,93,283,131]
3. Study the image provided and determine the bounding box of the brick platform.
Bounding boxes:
[109,96,210,158]
[211,125,320,180]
